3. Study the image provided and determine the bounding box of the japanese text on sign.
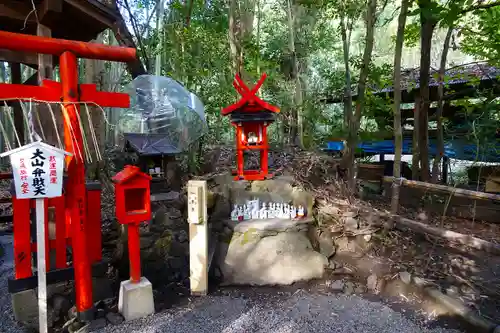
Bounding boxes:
[2,142,67,199]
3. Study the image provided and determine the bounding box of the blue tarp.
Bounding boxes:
[325,139,500,163]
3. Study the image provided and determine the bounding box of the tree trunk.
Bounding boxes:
[286,0,303,148]
[411,94,420,179]
[391,0,410,214]
[417,0,438,181]
[240,0,255,76]
[10,63,24,147]
[155,0,165,76]
[431,27,453,183]
[108,0,147,78]
[34,24,62,148]
[344,0,378,191]
[256,0,261,79]
[84,34,106,180]
[228,0,240,75]
[105,32,123,146]
[339,14,352,131]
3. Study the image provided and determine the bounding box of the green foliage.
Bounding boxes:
[403,22,420,47]
[113,0,500,155]
[460,7,500,64]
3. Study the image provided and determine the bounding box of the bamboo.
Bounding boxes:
[383,176,500,202]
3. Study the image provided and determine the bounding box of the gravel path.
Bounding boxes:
[92,290,462,333]
[0,234,463,333]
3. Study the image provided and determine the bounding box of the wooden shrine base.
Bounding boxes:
[231,170,274,181]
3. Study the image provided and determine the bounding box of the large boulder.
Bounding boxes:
[221,219,327,285]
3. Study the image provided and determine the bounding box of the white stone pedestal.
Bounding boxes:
[118,277,154,321]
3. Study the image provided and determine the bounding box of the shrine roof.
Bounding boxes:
[112,165,152,184]
[0,0,120,43]
[323,62,500,104]
[221,74,280,116]
[124,133,181,156]
[221,100,280,116]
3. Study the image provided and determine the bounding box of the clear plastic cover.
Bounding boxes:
[118,75,207,152]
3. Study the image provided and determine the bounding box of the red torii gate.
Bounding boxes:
[0,30,136,321]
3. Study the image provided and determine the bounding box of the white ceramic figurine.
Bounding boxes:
[231,205,239,222]
[259,202,268,219]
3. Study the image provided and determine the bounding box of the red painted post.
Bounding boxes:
[12,196,32,279]
[128,223,141,283]
[59,51,94,319]
[86,184,102,264]
[261,126,268,175]
[236,126,244,179]
[53,196,67,269]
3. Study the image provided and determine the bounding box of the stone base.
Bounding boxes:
[118,277,154,322]
[12,289,39,327]
[222,218,327,286]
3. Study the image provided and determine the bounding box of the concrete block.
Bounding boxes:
[118,277,154,321]
[12,289,38,326]
[11,289,55,328]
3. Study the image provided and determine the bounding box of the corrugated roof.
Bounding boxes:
[123,133,181,156]
[325,62,500,102]
[379,63,500,93]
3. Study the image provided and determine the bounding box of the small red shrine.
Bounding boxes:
[222,73,280,181]
[113,165,152,284]
[113,165,152,225]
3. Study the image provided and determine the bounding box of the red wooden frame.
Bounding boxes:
[13,187,102,276]
[0,31,135,319]
[222,74,279,181]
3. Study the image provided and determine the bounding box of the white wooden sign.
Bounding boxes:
[0,141,71,333]
[0,141,70,199]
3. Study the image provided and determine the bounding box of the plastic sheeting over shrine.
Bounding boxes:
[119,75,207,153]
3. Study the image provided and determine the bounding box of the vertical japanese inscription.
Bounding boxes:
[49,156,57,185]
[19,158,29,195]
[31,148,47,197]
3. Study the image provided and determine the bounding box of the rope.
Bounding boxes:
[84,103,103,162]
[46,103,63,150]
[3,101,21,147]
[0,98,112,164]
[19,101,35,143]
[0,98,117,130]
[59,103,83,162]
[73,106,92,164]
[0,106,12,151]
[34,106,47,142]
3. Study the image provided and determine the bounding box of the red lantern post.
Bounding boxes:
[112,166,155,321]
[112,166,152,283]
[222,74,280,181]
